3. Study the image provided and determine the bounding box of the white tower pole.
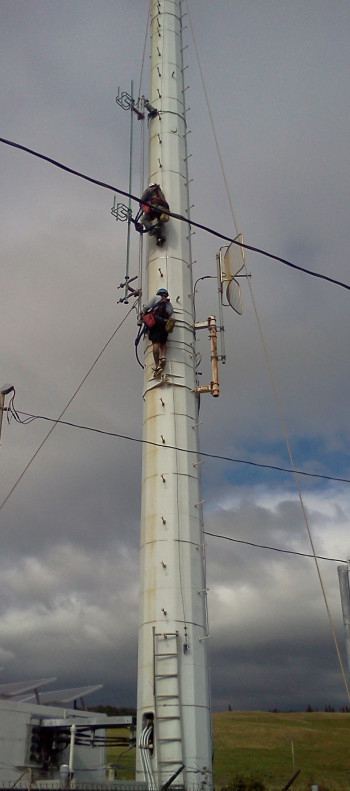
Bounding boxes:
[136,2,212,790]
[338,563,350,678]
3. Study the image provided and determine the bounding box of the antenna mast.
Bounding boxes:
[136,2,213,790]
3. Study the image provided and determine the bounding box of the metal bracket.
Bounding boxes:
[0,384,14,445]
[117,276,141,304]
[116,87,144,119]
[111,200,132,222]
[193,317,220,398]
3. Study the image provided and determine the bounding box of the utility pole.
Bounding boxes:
[136,2,213,790]
[337,562,350,679]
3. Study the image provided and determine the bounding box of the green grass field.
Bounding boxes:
[212,710,350,790]
[107,711,350,790]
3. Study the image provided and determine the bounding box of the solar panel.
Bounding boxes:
[0,677,56,698]
[19,684,103,705]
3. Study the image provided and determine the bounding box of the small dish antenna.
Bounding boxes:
[218,233,245,315]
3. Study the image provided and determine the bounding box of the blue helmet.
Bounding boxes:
[156,288,168,296]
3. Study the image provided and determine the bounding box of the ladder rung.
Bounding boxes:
[155,693,180,699]
[158,758,183,766]
[155,652,178,658]
[158,738,182,744]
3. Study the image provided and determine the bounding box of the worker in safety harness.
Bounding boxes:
[135,184,170,247]
[141,288,174,376]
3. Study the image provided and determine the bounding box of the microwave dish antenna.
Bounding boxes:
[218,234,245,315]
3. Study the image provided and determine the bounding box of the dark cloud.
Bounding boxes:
[209,635,346,712]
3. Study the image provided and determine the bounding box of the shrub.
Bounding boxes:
[220,775,266,791]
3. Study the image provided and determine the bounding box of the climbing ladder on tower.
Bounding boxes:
[153,629,184,783]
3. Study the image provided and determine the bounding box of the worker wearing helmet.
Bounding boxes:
[141,289,174,375]
[136,184,169,246]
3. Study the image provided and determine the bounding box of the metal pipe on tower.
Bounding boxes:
[136,2,213,790]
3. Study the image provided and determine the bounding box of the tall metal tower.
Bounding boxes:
[136,2,213,790]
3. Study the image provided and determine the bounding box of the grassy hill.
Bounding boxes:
[108,710,350,790]
[212,710,350,790]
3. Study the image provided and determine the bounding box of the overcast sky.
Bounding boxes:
[1,0,350,716]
